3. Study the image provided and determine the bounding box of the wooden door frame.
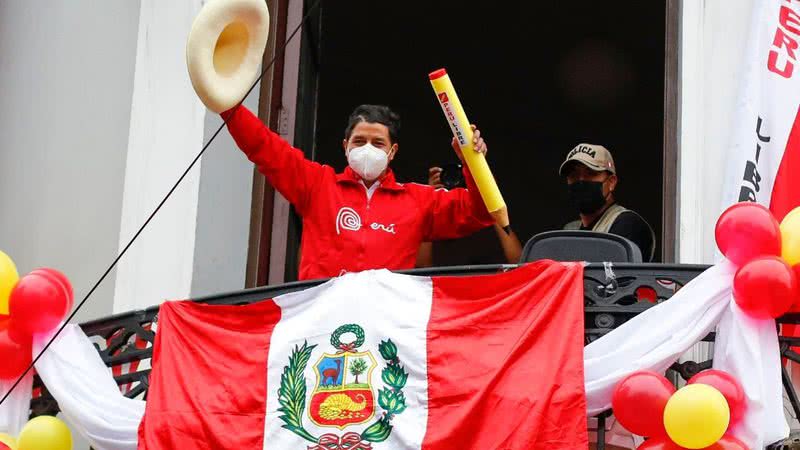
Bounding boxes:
[662,0,681,263]
[245,0,289,288]
[283,0,323,282]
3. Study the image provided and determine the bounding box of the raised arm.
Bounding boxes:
[222,105,323,215]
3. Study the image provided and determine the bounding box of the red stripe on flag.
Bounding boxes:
[423,261,588,449]
[137,299,281,450]
[770,105,800,221]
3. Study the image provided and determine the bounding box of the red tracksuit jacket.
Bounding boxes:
[224,105,494,280]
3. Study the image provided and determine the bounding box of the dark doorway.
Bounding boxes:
[290,1,667,275]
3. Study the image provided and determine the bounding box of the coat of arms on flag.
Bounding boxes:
[278,323,408,449]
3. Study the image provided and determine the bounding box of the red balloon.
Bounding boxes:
[733,256,798,319]
[6,317,31,344]
[716,203,781,265]
[0,326,31,380]
[1,312,28,345]
[794,264,800,310]
[29,268,74,312]
[688,370,746,425]
[700,435,748,449]
[0,442,10,450]
[637,437,685,449]
[8,273,70,335]
[612,370,676,437]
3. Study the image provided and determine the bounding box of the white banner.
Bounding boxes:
[721,0,800,216]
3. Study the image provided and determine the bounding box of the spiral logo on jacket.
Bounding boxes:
[335,207,362,234]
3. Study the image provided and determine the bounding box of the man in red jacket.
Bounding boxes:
[223,104,495,280]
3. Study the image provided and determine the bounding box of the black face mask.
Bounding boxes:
[567,180,608,215]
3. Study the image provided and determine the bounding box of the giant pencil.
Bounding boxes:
[429,68,510,230]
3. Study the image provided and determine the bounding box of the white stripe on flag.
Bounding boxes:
[264,270,432,450]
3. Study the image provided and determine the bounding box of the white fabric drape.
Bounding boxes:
[584,262,734,414]
[0,264,790,449]
[33,325,145,450]
[713,300,789,448]
[0,374,32,437]
[584,261,788,448]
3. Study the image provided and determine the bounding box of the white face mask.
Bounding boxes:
[347,143,389,181]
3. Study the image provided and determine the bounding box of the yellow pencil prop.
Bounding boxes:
[429,68,510,230]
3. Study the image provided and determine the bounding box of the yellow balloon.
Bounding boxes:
[0,433,18,450]
[0,251,18,315]
[664,384,730,449]
[17,416,71,450]
[781,206,800,266]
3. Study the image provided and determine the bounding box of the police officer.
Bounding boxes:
[560,143,656,261]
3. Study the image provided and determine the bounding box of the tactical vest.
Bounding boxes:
[564,204,656,261]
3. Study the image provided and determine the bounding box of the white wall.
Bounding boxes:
[191,88,257,298]
[678,0,756,264]
[0,0,258,315]
[111,0,207,313]
[0,2,142,448]
[114,0,260,309]
[0,0,141,322]
[0,0,256,443]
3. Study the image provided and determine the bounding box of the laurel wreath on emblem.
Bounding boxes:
[330,323,365,352]
[277,324,408,448]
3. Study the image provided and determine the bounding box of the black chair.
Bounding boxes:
[520,230,643,263]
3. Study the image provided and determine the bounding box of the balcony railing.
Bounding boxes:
[26,264,800,449]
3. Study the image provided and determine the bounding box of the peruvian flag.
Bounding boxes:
[137,261,587,450]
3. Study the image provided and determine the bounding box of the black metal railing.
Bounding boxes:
[27,264,800,449]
